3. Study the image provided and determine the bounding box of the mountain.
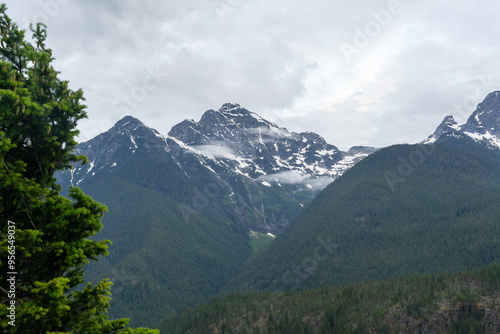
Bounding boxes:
[56,104,375,327]
[229,140,500,293]
[57,116,255,327]
[168,103,370,181]
[167,103,376,200]
[426,115,460,141]
[425,91,500,150]
[65,104,375,235]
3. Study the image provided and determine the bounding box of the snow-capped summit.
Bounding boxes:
[110,115,145,131]
[168,104,376,181]
[424,115,460,144]
[169,104,283,145]
[425,91,500,149]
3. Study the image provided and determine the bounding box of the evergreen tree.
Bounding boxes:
[0,4,157,333]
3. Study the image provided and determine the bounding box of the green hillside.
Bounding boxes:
[230,142,500,293]
[72,149,254,327]
[159,262,500,333]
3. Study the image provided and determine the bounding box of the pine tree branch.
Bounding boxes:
[0,285,8,295]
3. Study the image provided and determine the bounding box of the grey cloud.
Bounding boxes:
[6,0,500,149]
[244,127,292,139]
[191,143,239,159]
[257,171,333,191]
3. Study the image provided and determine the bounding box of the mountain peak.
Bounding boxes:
[299,131,327,145]
[441,115,456,123]
[170,104,280,145]
[87,115,168,153]
[219,103,243,113]
[436,115,459,132]
[111,115,146,132]
[462,91,500,136]
[425,91,500,148]
[481,90,500,103]
[423,115,459,144]
[213,103,271,127]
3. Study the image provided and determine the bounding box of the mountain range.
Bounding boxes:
[64,103,376,235]
[161,92,500,332]
[57,103,375,327]
[57,92,500,328]
[168,103,374,183]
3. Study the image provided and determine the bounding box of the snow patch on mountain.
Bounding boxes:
[462,130,500,149]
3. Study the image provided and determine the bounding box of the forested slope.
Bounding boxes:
[63,147,253,327]
[161,262,500,333]
[230,141,500,293]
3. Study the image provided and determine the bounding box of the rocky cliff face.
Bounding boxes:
[168,103,373,181]
[462,91,500,137]
[425,91,500,149]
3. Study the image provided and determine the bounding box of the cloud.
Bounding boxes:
[191,143,239,159]
[244,127,293,141]
[6,0,500,150]
[257,171,333,191]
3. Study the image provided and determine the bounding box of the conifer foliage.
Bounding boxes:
[0,4,157,333]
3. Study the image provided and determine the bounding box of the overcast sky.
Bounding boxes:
[6,0,500,150]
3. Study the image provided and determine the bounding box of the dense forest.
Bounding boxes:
[160,261,500,333]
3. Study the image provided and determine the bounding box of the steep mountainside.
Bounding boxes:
[425,91,500,149]
[229,140,500,293]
